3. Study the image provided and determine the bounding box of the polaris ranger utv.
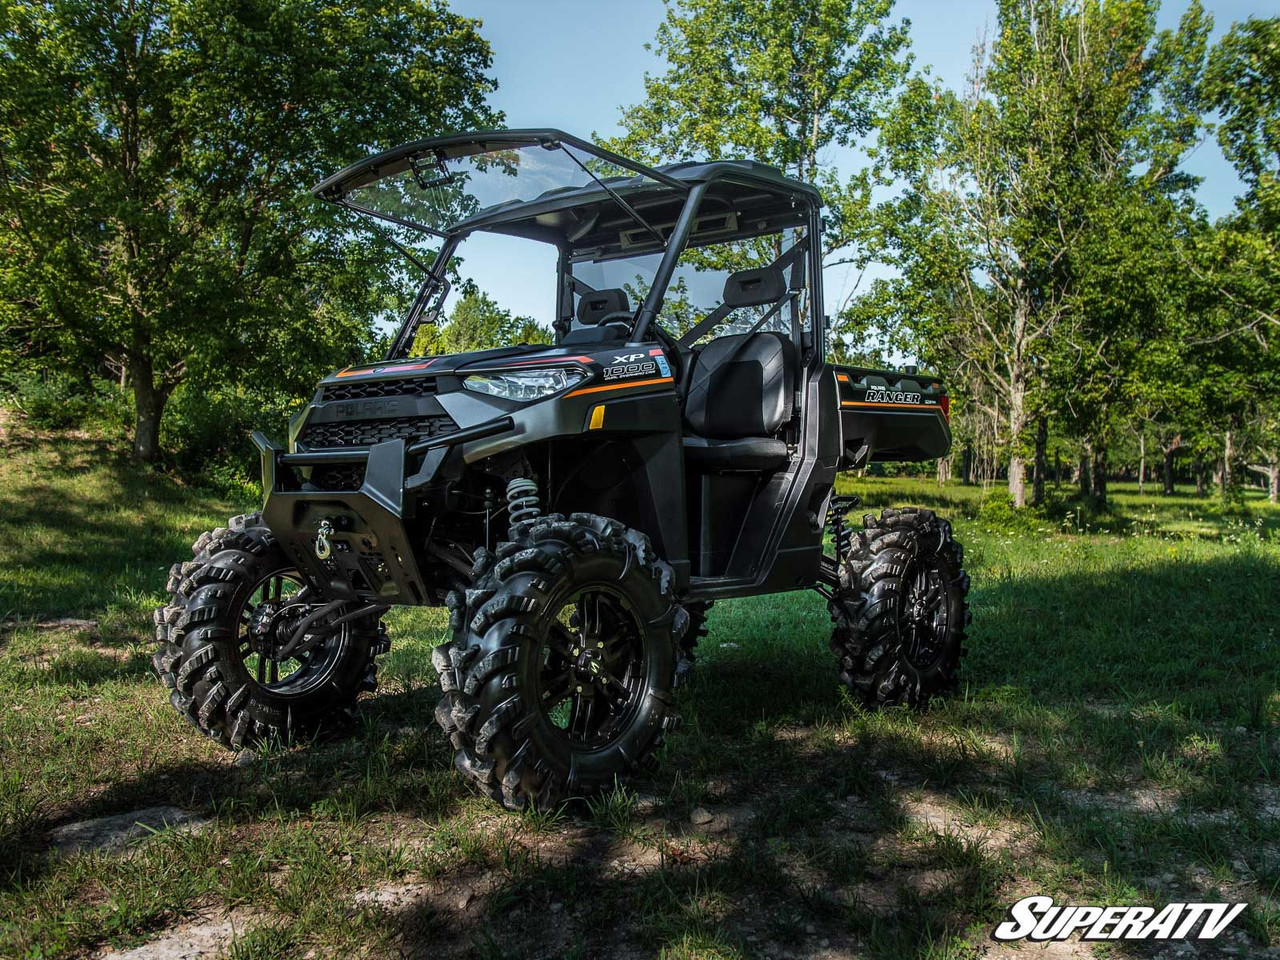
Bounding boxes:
[153,130,970,811]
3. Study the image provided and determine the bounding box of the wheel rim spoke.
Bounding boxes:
[568,693,594,739]
[548,622,578,660]
[594,665,630,701]
[577,593,594,644]
[586,593,599,647]
[541,672,574,708]
[598,627,629,659]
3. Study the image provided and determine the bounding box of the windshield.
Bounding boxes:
[336,140,666,236]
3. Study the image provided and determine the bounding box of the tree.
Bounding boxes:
[0,0,499,460]
[871,0,1210,507]
[1123,331,1197,497]
[1053,173,1207,509]
[412,290,548,357]
[1207,17,1280,198]
[606,0,912,317]
[1196,16,1280,498]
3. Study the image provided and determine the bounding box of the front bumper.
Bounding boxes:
[252,416,512,604]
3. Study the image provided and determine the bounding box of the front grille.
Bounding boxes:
[309,463,365,491]
[299,414,457,450]
[321,377,437,402]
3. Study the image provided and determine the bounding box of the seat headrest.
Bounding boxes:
[723,266,786,309]
[576,288,631,326]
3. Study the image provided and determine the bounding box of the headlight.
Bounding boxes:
[463,367,588,402]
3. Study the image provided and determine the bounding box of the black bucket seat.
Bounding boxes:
[682,328,794,471]
[561,288,632,345]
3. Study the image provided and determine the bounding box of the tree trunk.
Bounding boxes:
[1006,379,1029,507]
[1163,446,1176,496]
[1194,459,1206,498]
[1078,441,1092,499]
[1008,455,1027,507]
[1220,428,1234,498]
[1247,460,1280,504]
[1091,442,1108,509]
[1138,433,1146,496]
[1032,417,1047,506]
[1054,452,1062,487]
[936,456,951,485]
[961,445,973,485]
[129,355,167,462]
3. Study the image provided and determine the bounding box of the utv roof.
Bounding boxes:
[313,129,820,258]
[312,129,820,204]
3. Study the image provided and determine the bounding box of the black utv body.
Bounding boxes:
[154,130,969,810]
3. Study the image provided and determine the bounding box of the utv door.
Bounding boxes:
[665,213,840,597]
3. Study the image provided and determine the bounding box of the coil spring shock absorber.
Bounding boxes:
[827,494,861,558]
[506,477,542,537]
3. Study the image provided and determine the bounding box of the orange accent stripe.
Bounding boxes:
[566,376,674,399]
[836,373,850,382]
[504,355,594,366]
[842,400,942,411]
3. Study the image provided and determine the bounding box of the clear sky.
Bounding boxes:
[444,0,1263,330]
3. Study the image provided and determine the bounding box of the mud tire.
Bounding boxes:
[152,512,388,749]
[433,513,684,811]
[828,507,969,708]
[676,600,713,680]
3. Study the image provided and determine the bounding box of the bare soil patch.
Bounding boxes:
[99,911,256,959]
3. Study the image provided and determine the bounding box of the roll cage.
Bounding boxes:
[311,129,825,359]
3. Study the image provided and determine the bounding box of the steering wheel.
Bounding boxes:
[597,310,634,327]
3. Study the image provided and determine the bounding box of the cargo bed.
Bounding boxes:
[832,365,951,468]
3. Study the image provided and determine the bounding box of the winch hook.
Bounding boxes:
[315,519,334,560]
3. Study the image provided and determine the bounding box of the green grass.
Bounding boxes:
[1,414,1278,958]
